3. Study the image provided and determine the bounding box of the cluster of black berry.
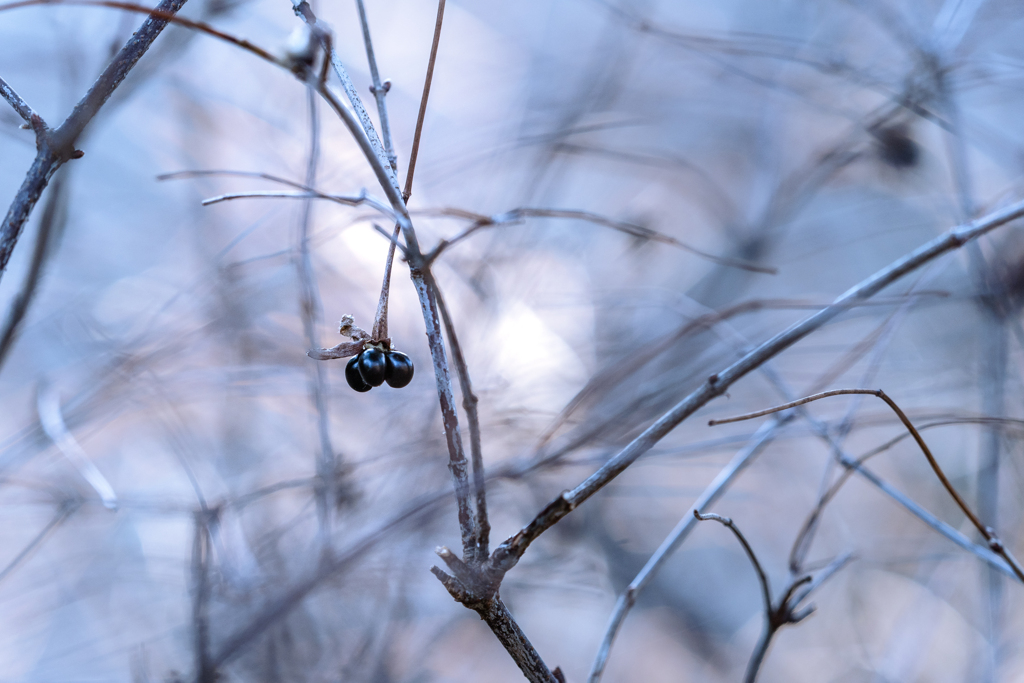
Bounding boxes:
[345,346,414,392]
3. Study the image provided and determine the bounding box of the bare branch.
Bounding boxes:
[191,508,217,683]
[587,417,786,683]
[0,172,67,370]
[0,0,280,64]
[711,388,1024,582]
[0,75,38,124]
[473,599,559,683]
[355,0,397,170]
[304,6,481,567]
[291,0,397,191]
[426,207,777,274]
[0,0,192,284]
[491,196,1024,575]
[694,511,773,616]
[358,0,406,342]
[403,0,446,202]
[433,279,489,561]
[294,86,340,544]
[692,510,848,683]
[0,499,78,584]
[410,273,476,557]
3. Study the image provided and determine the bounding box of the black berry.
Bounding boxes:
[385,350,414,388]
[357,347,387,386]
[345,355,372,392]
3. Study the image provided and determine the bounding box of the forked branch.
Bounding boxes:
[488,196,1024,579]
[693,511,850,683]
[710,388,1024,582]
[0,0,191,285]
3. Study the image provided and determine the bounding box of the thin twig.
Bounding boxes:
[490,197,1024,575]
[295,86,338,545]
[355,0,397,170]
[0,0,277,63]
[0,172,67,370]
[693,510,842,683]
[200,190,390,214]
[0,499,78,584]
[711,388,1024,582]
[0,75,37,123]
[403,0,446,202]
[933,43,1010,671]
[587,417,787,683]
[369,0,445,341]
[191,508,216,683]
[426,206,777,274]
[353,0,451,392]
[158,170,395,217]
[743,576,814,683]
[761,365,1017,576]
[694,511,773,615]
[291,0,397,191]
[354,0,404,342]
[0,0,191,285]
[370,225,400,342]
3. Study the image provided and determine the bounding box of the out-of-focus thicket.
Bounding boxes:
[1,0,1024,681]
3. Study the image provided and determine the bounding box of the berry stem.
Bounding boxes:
[370,223,401,343]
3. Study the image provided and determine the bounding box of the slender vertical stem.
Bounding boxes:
[404,0,446,202]
[432,278,489,561]
[355,0,397,170]
[354,0,404,343]
[371,0,446,341]
[0,173,67,370]
[936,58,1007,679]
[744,626,773,683]
[370,225,400,342]
[296,86,337,542]
[979,303,1007,669]
[293,0,397,191]
[191,509,215,683]
[409,268,477,557]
